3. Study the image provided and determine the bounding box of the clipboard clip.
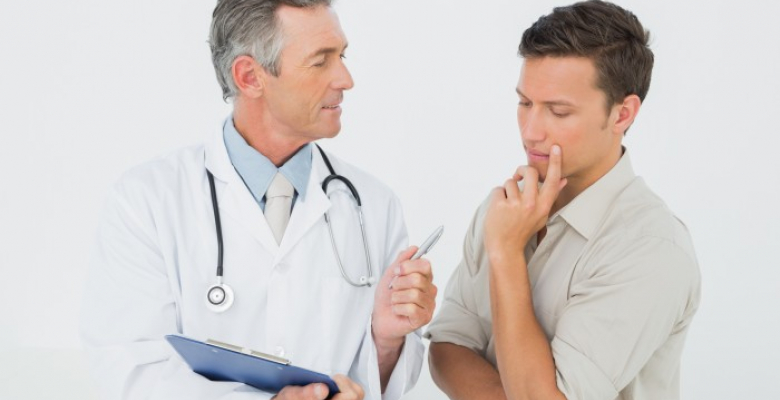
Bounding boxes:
[207,339,292,365]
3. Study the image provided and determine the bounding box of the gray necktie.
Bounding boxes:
[265,172,294,244]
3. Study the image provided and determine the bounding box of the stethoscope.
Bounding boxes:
[205,144,375,313]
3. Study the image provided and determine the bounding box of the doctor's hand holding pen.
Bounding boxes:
[373,246,438,336]
[371,227,441,387]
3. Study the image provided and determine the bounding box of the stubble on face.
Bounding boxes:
[516,56,623,197]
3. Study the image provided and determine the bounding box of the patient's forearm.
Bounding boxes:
[429,342,507,400]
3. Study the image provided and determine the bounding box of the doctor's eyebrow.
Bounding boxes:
[516,88,575,107]
[305,43,349,60]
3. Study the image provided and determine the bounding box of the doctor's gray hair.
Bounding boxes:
[209,0,333,101]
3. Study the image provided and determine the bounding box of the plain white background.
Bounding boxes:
[1,0,779,398]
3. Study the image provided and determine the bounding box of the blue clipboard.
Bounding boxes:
[165,335,340,397]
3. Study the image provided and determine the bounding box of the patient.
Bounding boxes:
[425,1,701,399]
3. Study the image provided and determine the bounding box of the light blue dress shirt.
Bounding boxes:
[223,117,312,211]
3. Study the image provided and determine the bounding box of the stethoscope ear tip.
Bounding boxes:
[358,276,377,286]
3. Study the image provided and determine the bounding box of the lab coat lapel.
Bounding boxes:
[277,150,331,261]
[204,123,280,256]
[219,181,280,255]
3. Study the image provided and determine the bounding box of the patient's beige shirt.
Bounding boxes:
[426,151,701,400]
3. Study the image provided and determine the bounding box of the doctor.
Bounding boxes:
[80,1,437,399]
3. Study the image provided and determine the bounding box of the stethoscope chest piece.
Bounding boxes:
[205,282,234,313]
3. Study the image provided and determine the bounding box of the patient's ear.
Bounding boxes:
[612,94,641,135]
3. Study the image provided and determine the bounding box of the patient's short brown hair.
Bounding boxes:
[519,0,654,109]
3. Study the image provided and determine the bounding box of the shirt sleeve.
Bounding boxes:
[80,181,273,400]
[424,202,491,355]
[348,194,424,400]
[552,235,700,400]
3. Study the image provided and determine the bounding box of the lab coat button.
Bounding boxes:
[274,346,285,357]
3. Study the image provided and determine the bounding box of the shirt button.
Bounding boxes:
[274,346,285,357]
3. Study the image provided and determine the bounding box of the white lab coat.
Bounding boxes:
[80,123,424,400]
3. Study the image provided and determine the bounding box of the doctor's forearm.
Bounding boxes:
[428,342,507,400]
[374,335,404,392]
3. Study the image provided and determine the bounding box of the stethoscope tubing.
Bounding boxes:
[205,144,375,312]
[316,145,375,287]
[207,169,224,282]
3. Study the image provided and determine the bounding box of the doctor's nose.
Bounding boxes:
[332,59,354,91]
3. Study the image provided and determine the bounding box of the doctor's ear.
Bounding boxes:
[231,55,266,99]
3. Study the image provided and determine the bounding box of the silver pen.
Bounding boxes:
[389,226,444,289]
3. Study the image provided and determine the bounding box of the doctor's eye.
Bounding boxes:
[518,100,532,107]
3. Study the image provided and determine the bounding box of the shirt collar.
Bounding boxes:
[552,148,637,239]
[222,117,312,204]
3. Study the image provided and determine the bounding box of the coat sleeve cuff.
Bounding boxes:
[350,316,424,400]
